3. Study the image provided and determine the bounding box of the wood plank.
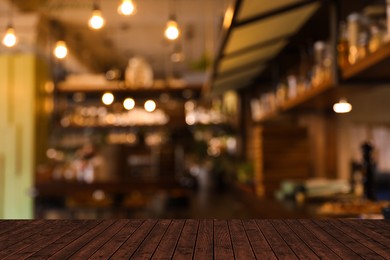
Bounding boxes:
[298,220,361,260]
[2,220,83,259]
[89,219,144,259]
[342,220,390,247]
[214,220,234,259]
[270,220,319,259]
[131,219,171,259]
[228,220,255,260]
[0,220,28,237]
[47,220,114,259]
[28,221,101,259]
[313,220,384,259]
[342,41,390,80]
[255,220,298,260]
[110,219,158,259]
[242,219,277,259]
[69,219,130,259]
[0,220,46,252]
[193,219,214,260]
[362,220,390,240]
[0,220,79,259]
[152,219,185,259]
[173,219,199,260]
[284,219,342,260]
[327,220,390,259]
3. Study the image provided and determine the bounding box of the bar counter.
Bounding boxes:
[0,219,389,259]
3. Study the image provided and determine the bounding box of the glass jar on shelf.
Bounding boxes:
[357,32,369,60]
[347,13,361,64]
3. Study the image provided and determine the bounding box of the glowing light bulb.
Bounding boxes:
[333,99,352,113]
[123,98,135,110]
[2,26,16,47]
[144,100,156,112]
[164,19,179,40]
[102,92,114,105]
[118,0,135,16]
[53,41,68,59]
[89,9,105,30]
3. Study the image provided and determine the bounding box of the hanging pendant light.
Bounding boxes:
[89,1,105,30]
[165,15,179,40]
[118,0,135,16]
[333,98,352,113]
[2,4,16,48]
[102,92,114,105]
[144,100,156,112]
[164,0,179,40]
[2,24,17,47]
[53,40,68,59]
[123,98,135,110]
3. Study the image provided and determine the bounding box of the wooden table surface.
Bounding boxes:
[0,219,389,259]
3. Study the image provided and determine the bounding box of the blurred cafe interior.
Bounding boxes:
[1,0,390,219]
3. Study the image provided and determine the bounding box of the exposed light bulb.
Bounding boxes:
[333,98,352,113]
[118,0,135,16]
[123,98,135,110]
[164,18,179,40]
[144,100,156,112]
[53,40,68,59]
[102,92,114,105]
[2,26,16,47]
[89,9,105,30]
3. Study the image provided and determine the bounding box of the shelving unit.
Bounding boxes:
[342,41,390,80]
[210,0,390,198]
[253,40,390,123]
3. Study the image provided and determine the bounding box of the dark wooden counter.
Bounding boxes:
[0,219,389,259]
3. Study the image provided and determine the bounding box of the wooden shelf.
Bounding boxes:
[342,41,390,81]
[255,82,335,123]
[57,81,202,96]
[254,42,390,123]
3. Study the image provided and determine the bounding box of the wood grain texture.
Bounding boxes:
[173,219,199,260]
[89,219,144,259]
[2,220,84,259]
[256,219,298,260]
[313,220,384,259]
[327,220,390,259]
[29,221,101,259]
[152,219,185,260]
[110,219,158,259]
[193,219,214,260]
[284,219,342,260]
[214,220,234,259]
[242,219,277,259]
[270,220,320,259]
[228,220,255,260]
[0,219,389,259]
[299,220,361,260]
[132,219,171,259]
[48,220,114,259]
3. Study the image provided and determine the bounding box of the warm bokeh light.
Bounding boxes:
[2,26,16,47]
[223,6,234,28]
[144,100,156,112]
[53,40,68,59]
[102,92,114,105]
[333,99,352,113]
[89,10,105,30]
[164,20,179,40]
[118,0,135,15]
[123,98,135,110]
